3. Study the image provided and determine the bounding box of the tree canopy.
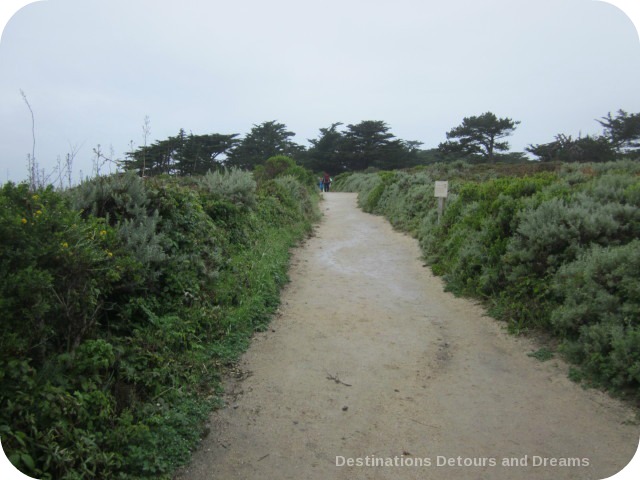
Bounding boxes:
[597,109,640,153]
[526,109,640,163]
[526,134,615,163]
[119,109,640,177]
[305,122,345,173]
[121,130,238,176]
[225,121,305,170]
[439,112,520,162]
[304,121,422,173]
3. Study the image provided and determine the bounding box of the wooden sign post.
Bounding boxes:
[434,181,448,223]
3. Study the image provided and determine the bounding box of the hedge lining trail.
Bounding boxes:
[0,169,319,479]
[333,160,640,401]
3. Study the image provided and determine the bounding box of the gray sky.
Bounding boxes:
[1,0,639,183]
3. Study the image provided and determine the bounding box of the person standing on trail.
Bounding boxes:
[323,172,332,192]
[318,177,324,192]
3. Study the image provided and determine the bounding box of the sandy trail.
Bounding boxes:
[176,192,639,480]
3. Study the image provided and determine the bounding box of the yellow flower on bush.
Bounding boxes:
[100,230,107,237]
[35,210,42,216]
[21,218,27,224]
[61,242,69,249]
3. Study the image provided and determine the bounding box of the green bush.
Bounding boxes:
[197,167,257,208]
[336,161,640,397]
[0,183,121,358]
[274,175,320,220]
[551,241,640,389]
[69,171,166,289]
[253,156,316,188]
[422,174,556,296]
[147,179,225,306]
[1,169,319,479]
[506,196,636,277]
[332,171,381,207]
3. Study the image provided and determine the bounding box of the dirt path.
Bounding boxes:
[176,192,639,480]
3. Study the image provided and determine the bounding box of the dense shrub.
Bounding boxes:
[1,169,319,479]
[0,183,121,359]
[0,183,128,478]
[332,171,381,209]
[69,172,166,288]
[253,155,316,188]
[436,175,555,291]
[274,175,320,220]
[551,241,640,389]
[506,194,639,278]
[197,167,257,208]
[335,161,640,399]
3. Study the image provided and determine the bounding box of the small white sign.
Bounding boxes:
[434,181,449,198]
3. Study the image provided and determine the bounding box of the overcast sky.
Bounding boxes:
[1,0,639,183]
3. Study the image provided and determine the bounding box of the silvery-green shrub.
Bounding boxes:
[198,167,257,208]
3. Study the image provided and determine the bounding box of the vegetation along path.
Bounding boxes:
[177,192,639,480]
